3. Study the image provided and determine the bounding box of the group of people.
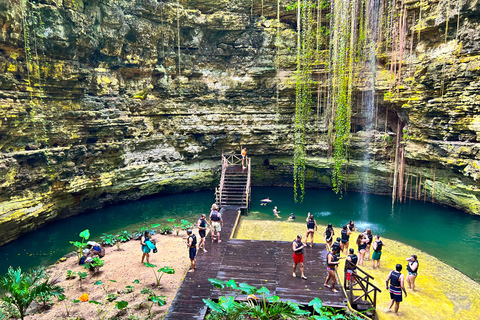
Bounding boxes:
[290,212,419,314]
[140,203,224,273]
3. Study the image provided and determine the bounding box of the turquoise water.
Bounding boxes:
[1,187,479,283]
[0,191,214,275]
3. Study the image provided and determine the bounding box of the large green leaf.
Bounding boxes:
[158,267,175,274]
[115,300,128,310]
[94,280,103,286]
[144,262,157,268]
[225,279,237,290]
[202,299,224,313]
[238,282,257,295]
[79,229,90,240]
[309,297,323,314]
[256,286,270,296]
[208,278,225,289]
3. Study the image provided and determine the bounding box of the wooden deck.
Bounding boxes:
[165,209,347,319]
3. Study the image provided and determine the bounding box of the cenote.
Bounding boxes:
[1,186,479,283]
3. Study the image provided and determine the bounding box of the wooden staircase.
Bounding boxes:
[216,153,251,209]
[343,260,382,318]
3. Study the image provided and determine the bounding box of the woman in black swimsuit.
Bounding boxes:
[323,223,335,248]
[356,234,369,266]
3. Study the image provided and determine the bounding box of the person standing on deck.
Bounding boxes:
[209,204,223,243]
[197,214,210,252]
[372,235,385,268]
[340,225,352,255]
[241,147,247,170]
[186,229,197,272]
[324,246,342,292]
[304,213,317,247]
[292,235,307,280]
[386,264,407,314]
[324,223,335,248]
[406,254,419,291]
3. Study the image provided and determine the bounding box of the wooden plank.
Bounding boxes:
[165,213,347,320]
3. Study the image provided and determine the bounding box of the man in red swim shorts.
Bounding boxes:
[292,235,307,280]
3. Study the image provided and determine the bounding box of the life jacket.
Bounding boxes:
[390,271,401,287]
[407,260,419,273]
[327,252,338,268]
[347,254,358,270]
[307,219,315,229]
[189,234,197,247]
[293,240,303,254]
[210,211,221,221]
[341,229,349,241]
[325,227,333,239]
[374,241,383,252]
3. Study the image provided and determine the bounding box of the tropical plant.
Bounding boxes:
[36,274,64,309]
[144,263,175,287]
[181,219,193,231]
[167,219,181,236]
[100,233,117,246]
[78,271,87,287]
[89,300,128,320]
[0,267,65,320]
[70,229,90,262]
[85,257,104,272]
[159,226,173,235]
[116,230,133,242]
[94,280,117,294]
[140,287,166,317]
[203,279,309,320]
[65,270,76,280]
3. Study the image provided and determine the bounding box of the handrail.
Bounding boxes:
[344,260,382,317]
[219,153,228,206]
[223,153,243,166]
[245,157,251,208]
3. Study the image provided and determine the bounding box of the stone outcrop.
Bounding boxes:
[0,0,479,246]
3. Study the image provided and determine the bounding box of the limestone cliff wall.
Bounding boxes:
[0,0,479,246]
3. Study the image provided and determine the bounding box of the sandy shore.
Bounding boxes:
[235,219,480,320]
[23,233,191,320]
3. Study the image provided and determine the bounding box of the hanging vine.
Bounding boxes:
[293,0,316,202]
[20,0,53,176]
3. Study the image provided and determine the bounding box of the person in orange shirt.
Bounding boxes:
[241,147,247,169]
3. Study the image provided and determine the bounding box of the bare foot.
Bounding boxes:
[218,240,222,243]
[188,269,194,273]
[301,276,307,280]
[203,249,208,253]
[324,284,331,288]
[292,273,296,277]
[332,288,339,293]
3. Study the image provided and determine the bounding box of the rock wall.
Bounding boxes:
[0,0,479,246]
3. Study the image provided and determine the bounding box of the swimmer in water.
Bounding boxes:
[260,197,272,206]
[288,213,296,221]
[273,206,281,218]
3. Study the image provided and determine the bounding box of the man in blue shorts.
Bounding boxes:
[385,264,407,314]
[186,229,197,272]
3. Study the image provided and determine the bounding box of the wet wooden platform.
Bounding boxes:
[165,209,347,319]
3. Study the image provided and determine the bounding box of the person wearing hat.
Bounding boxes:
[186,229,197,272]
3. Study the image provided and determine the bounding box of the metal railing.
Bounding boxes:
[344,260,382,317]
[245,157,251,208]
